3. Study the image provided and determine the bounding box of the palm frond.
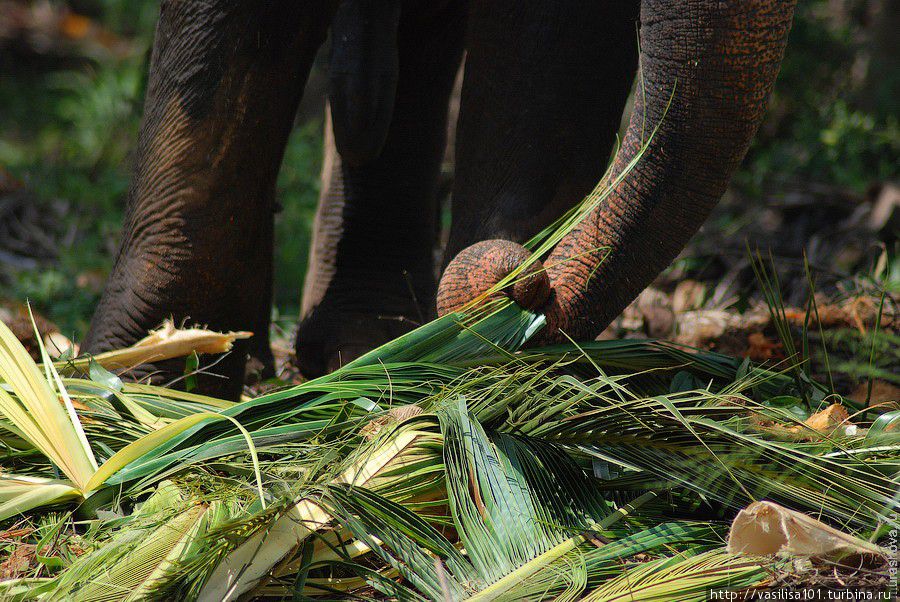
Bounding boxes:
[0,475,81,522]
[0,315,96,490]
[40,481,237,601]
[580,550,771,602]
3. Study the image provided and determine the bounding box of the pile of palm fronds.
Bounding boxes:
[0,296,896,600]
[2,149,897,599]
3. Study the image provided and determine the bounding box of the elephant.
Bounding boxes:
[82,0,797,399]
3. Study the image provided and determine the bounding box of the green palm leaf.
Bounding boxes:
[580,550,770,602]
[39,481,236,602]
[0,315,96,490]
[0,475,81,522]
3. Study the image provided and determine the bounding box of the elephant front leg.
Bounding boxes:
[83,1,337,399]
[295,1,466,377]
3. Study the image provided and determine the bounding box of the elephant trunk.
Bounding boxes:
[541,0,797,342]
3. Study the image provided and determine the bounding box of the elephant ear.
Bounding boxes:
[328,0,402,165]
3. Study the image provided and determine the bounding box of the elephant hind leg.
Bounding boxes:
[83,1,338,399]
[296,1,466,378]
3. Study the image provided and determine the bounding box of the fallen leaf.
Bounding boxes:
[360,405,424,440]
[674,306,770,349]
[752,404,854,441]
[0,544,35,581]
[639,304,675,338]
[672,280,706,313]
[71,320,252,371]
[801,404,850,434]
[744,331,783,361]
[0,527,33,541]
[727,501,885,562]
[674,310,731,347]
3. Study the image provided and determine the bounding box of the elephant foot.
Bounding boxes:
[295,276,431,378]
[295,304,423,378]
